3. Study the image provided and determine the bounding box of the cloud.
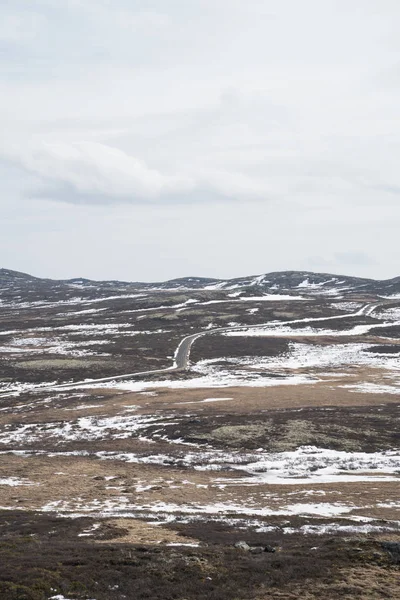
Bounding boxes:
[334,252,376,266]
[13,141,195,202]
[4,136,285,204]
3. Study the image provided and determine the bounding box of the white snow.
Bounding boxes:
[176,295,306,312]
[165,542,200,547]
[375,306,400,321]
[0,336,111,358]
[0,477,35,486]
[78,523,101,537]
[240,295,305,301]
[75,372,315,393]
[223,321,399,338]
[135,501,356,518]
[250,274,267,286]
[215,445,400,485]
[340,382,400,394]
[197,342,400,374]
[40,496,357,519]
[49,595,96,600]
[34,445,398,485]
[268,521,400,535]
[2,445,399,495]
[331,302,364,312]
[63,404,103,411]
[178,397,233,405]
[55,307,108,316]
[0,292,146,310]
[379,293,400,299]
[297,278,337,289]
[0,414,174,444]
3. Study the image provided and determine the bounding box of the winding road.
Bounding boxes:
[0,299,388,397]
[44,301,382,392]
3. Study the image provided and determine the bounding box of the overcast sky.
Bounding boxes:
[1,0,399,282]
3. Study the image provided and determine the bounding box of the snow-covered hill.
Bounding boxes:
[1,268,400,304]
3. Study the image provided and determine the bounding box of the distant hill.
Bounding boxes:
[1,267,400,304]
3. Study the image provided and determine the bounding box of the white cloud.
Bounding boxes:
[13,142,194,201]
[4,138,288,203]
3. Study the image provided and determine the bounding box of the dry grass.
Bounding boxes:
[99,518,201,546]
[254,566,400,599]
[1,453,399,525]
[111,375,400,415]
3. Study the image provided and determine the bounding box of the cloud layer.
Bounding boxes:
[1,1,400,279]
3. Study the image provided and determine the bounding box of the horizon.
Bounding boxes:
[1,265,399,285]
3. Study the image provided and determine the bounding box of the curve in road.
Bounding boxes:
[46,301,382,392]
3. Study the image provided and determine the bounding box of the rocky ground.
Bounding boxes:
[0,269,399,599]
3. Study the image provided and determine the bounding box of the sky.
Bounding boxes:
[1,0,400,282]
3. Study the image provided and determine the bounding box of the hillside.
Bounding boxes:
[1,267,400,303]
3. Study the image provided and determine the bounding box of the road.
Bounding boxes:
[42,301,382,392]
[0,300,388,397]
